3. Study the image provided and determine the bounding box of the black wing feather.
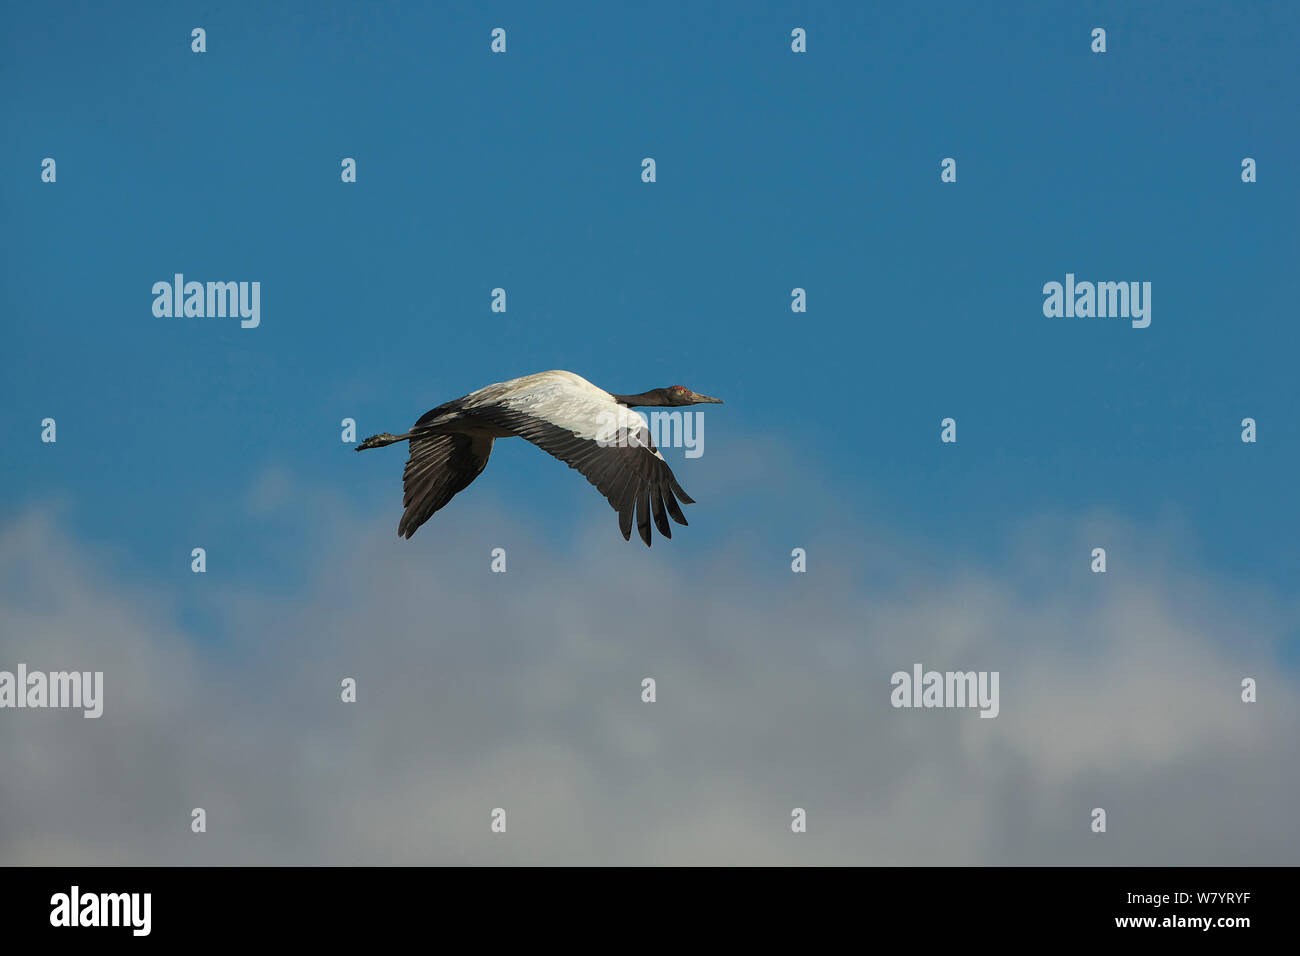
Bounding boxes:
[465,406,693,546]
[397,432,493,539]
[651,488,672,539]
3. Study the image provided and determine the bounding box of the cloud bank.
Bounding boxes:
[0,478,1295,865]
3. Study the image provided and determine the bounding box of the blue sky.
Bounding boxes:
[3,2,1297,602]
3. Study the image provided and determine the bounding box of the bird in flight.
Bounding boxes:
[356,370,724,545]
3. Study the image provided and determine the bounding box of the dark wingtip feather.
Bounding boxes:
[651,489,672,538]
[669,476,695,505]
[636,488,652,546]
[663,489,688,525]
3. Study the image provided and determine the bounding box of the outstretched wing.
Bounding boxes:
[398,432,494,539]
[444,375,693,546]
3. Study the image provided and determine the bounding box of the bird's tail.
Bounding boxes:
[356,431,410,451]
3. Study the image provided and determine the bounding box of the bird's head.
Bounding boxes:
[612,385,725,407]
[662,385,724,406]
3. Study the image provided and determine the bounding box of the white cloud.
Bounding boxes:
[0,487,1295,865]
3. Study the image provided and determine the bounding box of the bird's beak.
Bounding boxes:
[694,392,724,404]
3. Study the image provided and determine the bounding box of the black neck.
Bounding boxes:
[612,391,666,407]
